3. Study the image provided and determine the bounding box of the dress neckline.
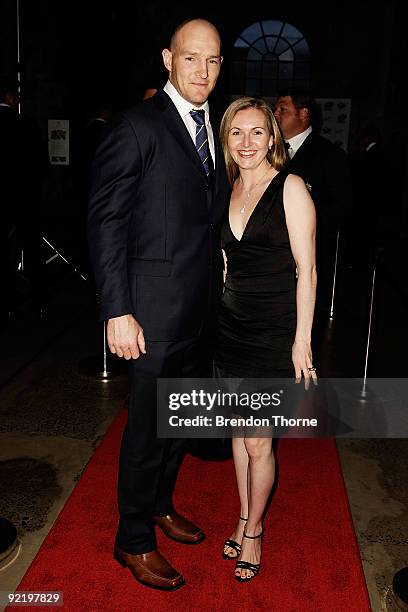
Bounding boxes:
[229,171,281,243]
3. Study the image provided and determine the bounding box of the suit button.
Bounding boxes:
[203,184,209,191]
[209,223,214,229]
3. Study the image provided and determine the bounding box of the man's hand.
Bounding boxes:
[107,314,146,360]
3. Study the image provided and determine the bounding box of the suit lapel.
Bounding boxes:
[154,90,208,182]
[289,133,313,169]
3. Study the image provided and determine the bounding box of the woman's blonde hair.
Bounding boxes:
[220,97,287,186]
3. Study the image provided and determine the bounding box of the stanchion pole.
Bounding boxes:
[16,0,21,117]
[42,233,123,381]
[18,247,24,272]
[16,0,23,273]
[361,264,376,398]
[42,235,88,281]
[360,247,384,399]
[329,228,340,321]
[78,321,125,383]
[42,234,125,382]
[102,321,109,378]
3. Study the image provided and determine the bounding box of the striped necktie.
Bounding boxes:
[285,141,294,159]
[190,109,214,178]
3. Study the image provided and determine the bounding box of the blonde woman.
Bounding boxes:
[215,97,317,582]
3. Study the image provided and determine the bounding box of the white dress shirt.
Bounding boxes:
[286,126,313,159]
[163,80,215,167]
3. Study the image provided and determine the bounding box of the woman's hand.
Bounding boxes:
[292,338,317,387]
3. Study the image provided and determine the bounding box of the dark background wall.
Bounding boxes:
[0,2,405,117]
[1,0,407,232]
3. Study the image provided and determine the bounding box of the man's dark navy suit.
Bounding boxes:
[287,132,353,317]
[287,131,353,224]
[286,131,353,366]
[88,90,229,554]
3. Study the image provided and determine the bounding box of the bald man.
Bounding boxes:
[88,19,228,590]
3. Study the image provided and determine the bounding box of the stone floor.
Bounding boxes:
[0,267,128,608]
[339,439,408,611]
[0,244,407,612]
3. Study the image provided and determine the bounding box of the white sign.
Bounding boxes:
[317,98,351,151]
[243,96,352,152]
[48,119,69,165]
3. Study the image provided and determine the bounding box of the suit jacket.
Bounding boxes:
[88,90,229,341]
[287,132,353,225]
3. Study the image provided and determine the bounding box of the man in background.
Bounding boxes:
[274,92,353,320]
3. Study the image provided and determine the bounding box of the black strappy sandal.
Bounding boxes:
[235,530,263,582]
[222,516,248,560]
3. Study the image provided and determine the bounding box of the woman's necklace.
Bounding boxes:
[239,165,272,214]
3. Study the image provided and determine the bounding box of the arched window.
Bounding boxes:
[232,20,311,96]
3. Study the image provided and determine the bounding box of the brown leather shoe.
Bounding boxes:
[153,511,205,544]
[114,547,185,591]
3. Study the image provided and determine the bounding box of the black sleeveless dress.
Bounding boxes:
[215,171,297,378]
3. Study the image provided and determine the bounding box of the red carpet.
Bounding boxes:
[14,410,371,611]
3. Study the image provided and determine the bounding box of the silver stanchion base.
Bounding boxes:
[78,355,127,383]
[326,317,335,339]
[357,395,369,405]
[357,382,377,404]
[0,518,19,569]
[392,567,408,610]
